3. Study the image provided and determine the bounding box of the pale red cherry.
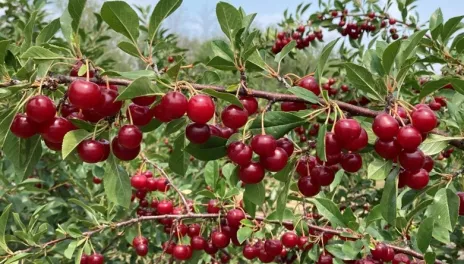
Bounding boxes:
[161,91,188,120]
[68,80,102,110]
[187,94,215,124]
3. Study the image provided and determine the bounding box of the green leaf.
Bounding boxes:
[367,159,392,180]
[246,50,267,71]
[200,71,221,84]
[211,40,234,61]
[450,78,464,95]
[185,136,227,161]
[101,1,140,43]
[60,9,73,43]
[244,182,265,206]
[36,18,61,44]
[117,41,141,58]
[275,163,295,222]
[207,56,236,71]
[169,132,188,176]
[274,40,297,64]
[441,16,464,43]
[311,198,346,228]
[21,46,64,60]
[216,2,242,41]
[315,38,339,87]
[326,240,364,260]
[419,79,450,99]
[426,188,459,231]
[316,124,327,162]
[0,204,12,254]
[424,252,436,264]
[329,169,345,191]
[344,63,383,100]
[380,167,399,225]
[429,8,443,32]
[237,226,253,244]
[148,0,182,44]
[288,86,319,104]
[382,40,401,74]
[20,11,37,53]
[274,159,296,182]
[164,118,187,135]
[116,76,157,101]
[64,240,78,259]
[366,204,383,226]
[204,161,219,190]
[406,199,433,221]
[102,70,157,80]
[202,89,243,108]
[249,111,306,138]
[166,59,183,80]
[103,154,131,208]
[62,129,91,159]
[420,134,463,156]
[3,133,42,181]
[68,0,87,33]
[5,253,31,264]
[397,30,427,67]
[0,40,10,64]
[416,217,434,253]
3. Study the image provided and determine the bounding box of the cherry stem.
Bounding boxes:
[86,59,90,82]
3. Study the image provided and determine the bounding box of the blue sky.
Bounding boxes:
[125,0,463,38]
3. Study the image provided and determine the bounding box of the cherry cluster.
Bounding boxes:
[372,105,438,189]
[428,96,446,111]
[272,26,323,53]
[80,253,104,264]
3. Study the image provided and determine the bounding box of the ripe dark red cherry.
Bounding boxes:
[399,149,425,171]
[334,119,361,144]
[131,174,147,189]
[239,162,265,184]
[146,177,157,191]
[457,192,464,215]
[317,254,333,264]
[372,113,399,140]
[153,103,171,122]
[281,232,298,248]
[411,108,437,132]
[374,139,402,160]
[280,101,307,112]
[211,231,230,248]
[239,96,258,115]
[340,153,362,173]
[204,240,219,255]
[118,125,142,149]
[297,236,313,250]
[41,117,74,143]
[227,142,252,166]
[221,105,248,129]
[157,200,174,215]
[78,139,106,163]
[26,95,56,123]
[260,147,288,172]
[44,139,62,151]
[99,139,110,161]
[219,126,235,139]
[68,80,102,110]
[298,76,320,95]
[88,253,104,264]
[187,224,201,237]
[258,248,275,263]
[298,176,320,197]
[135,243,149,256]
[187,94,215,124]
[311,166,335,186]
[405,169,429,190]
[80,254,89,264]
[251,134,277,157]
[186,123,210,144]
[392,253,410,264]
[132,236,148,247]
[371,243,388,260]
[94,88,122,117]
[10,114,37,138]
[156,177,170,192]
[325,132,341,155]
[344,128,368,151]
[264,239,283,257]
[172,245,192,260]
[126,104,153,126]
[276,138,294,156]
[226,209,245,228]
[161,92,188,120]
[132,95,156,106]
[191,236,206,250]
[111,137,140,161]
[243,244,258,259]
[397,126,422,151]
[296,156,317,177]
[82,109,104,123]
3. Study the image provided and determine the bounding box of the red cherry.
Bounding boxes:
[385,247,395,261]
[243,244,258,259]
[190,236,206,250]
[298,176,320,197]
[167,56,175,63]
[372,113,399,140]
[405,169,429,190]
[172,245,192,260]
[276,138,294,156]
[41,117,74,143]
[10,114,37,138]
[457,192,464,215]
[239,96,258,115]
[239,162,265,184]
[111,137,140,161]
[207,199,221,213]
[60,103,78,117]
[88,253,104,264]
[211,231,230,248]
[146,177,157,191]
[296,156,317,176]
[297,236,313,250]
[298,76,320,95]
[157,200,173,215]
[219,126,236,139]
[118,125,142,149]
[78,139,106,163]
[70,61,95,77]
[264,239,283,257]
[399,149,424,171]
[334,119,361,144]
[221,105,248,129]
[260,147,288,172]
[131,174,147,189]
[209,125,223,137]
[389,18,397,25]
[340,153,363,173]
[227,142,252,166]
[392,253,410,264]
[397,126,422,151]
[311,166,335,186]
[92,177,102,184]
[258,248,275,263]
[82,109,104,123]
[135,189,147,200]
[173,224,188,237]
[251,134,277,157]
[411,108,437,132]
[187,224,201,237]
[187,94,215,124]
[281,232,298,248]
[44,139,62,151]
[99,139,110,161]
[94,88,122,117]
[161,92,188,120]
[429,100,441,111]
[226,209,245,228]
[155,178,170,192]
[153,103,172,122]
[344,128,368,151]
[374,139,402,160]
[26,95,56,123]
[68,80,102,110]
[204,240,219,254]
[186,123,210,144]
[325,132,341,155]
[371,243,388,260]
[126,104,152,126]
[280,102,307,112]
[132,95,156,106]
[80,254,89,264]
[135,243,148,256]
